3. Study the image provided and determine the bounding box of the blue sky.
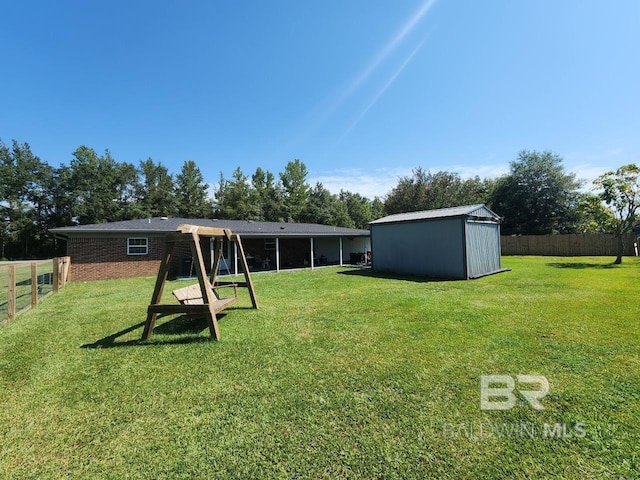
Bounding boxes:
[1,0,638,199]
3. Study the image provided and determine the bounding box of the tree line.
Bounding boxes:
[1,140,216,258]
[215,160,386,229]
[385,151,638,263]
[1,138,638,262]
[0,140,385,259]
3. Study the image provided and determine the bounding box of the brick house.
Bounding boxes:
[50,217,371,281]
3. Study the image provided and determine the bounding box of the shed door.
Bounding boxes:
[465,221,501,278]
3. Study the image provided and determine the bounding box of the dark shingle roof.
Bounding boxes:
[370,204,501,225]
[50,217,370,237]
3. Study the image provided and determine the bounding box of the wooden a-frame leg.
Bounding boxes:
[191,232,221,340]
[235,234,259,309]
[205,309,220,340]
[142,238,176,340]
[142,312,158,340]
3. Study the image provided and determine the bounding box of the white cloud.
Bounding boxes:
[309,167,413,199]
[434,163,510,180]
[309,162,510,199]
[564,147,629,191]
[569,164,618,192]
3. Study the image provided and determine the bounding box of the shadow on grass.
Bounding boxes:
[81,314,227,349]
[546,262,619,269]
[337,267,452,283]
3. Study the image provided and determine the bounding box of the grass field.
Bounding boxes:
[0,257,638,479]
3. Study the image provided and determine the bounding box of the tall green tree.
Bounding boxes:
[63,146,140,224]
[137,158,177,217]
[370,197,386,222]
[215,167,259,220]
[301,183,354,227]
[302,182,337,225]
[114,161,143,221]
[331,199,354,228]
[488,150,582,234]
[384,167,430,214]
[574,194,616,233]
[251,167,284,222]
[339,190,373,229]
[50,165,75,223]
[385,168,491,215]
[280,159,310,222]
[593,164,640,264]
[175,160,212,218]
[0,140,56,258]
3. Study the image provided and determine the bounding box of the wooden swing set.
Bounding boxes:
[142,224,258,341]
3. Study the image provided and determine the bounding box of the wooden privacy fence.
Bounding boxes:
[0,257,70,325]
[501,233,637,256]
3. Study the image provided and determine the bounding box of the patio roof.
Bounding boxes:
[50,217,370,238]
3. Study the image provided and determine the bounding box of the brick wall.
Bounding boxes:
[67,235,209,282]
[68,236,163,281]
[66,233,356,280]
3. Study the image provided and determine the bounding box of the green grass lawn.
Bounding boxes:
[0,257,638,479]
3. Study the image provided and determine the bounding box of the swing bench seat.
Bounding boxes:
[172,283,238,313]
[143,225,258,341]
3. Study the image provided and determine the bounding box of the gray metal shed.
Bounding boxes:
[370,204,504,279]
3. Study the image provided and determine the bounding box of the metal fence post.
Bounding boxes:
[31,262,38,307]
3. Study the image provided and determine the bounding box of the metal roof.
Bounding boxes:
[50,217,370,238]
[370,204,501,225]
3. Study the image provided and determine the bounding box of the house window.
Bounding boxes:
[265,238,276,251]
[127,237,149,255]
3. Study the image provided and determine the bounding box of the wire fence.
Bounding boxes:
[0,257,70,325]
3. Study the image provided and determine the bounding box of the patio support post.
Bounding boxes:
[339,237,343,266]
[275,237,280,272]
[310,237,315,270]
[234,242,238,275]
[210,237,215,271]
[363,238,368,265]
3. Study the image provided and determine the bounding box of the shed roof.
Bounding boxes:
[370,204,501,225]
[50,217,370,238]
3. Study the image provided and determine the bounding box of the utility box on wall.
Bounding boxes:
[370,204,505,279]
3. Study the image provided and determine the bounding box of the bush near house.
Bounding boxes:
[0,257,638,479]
